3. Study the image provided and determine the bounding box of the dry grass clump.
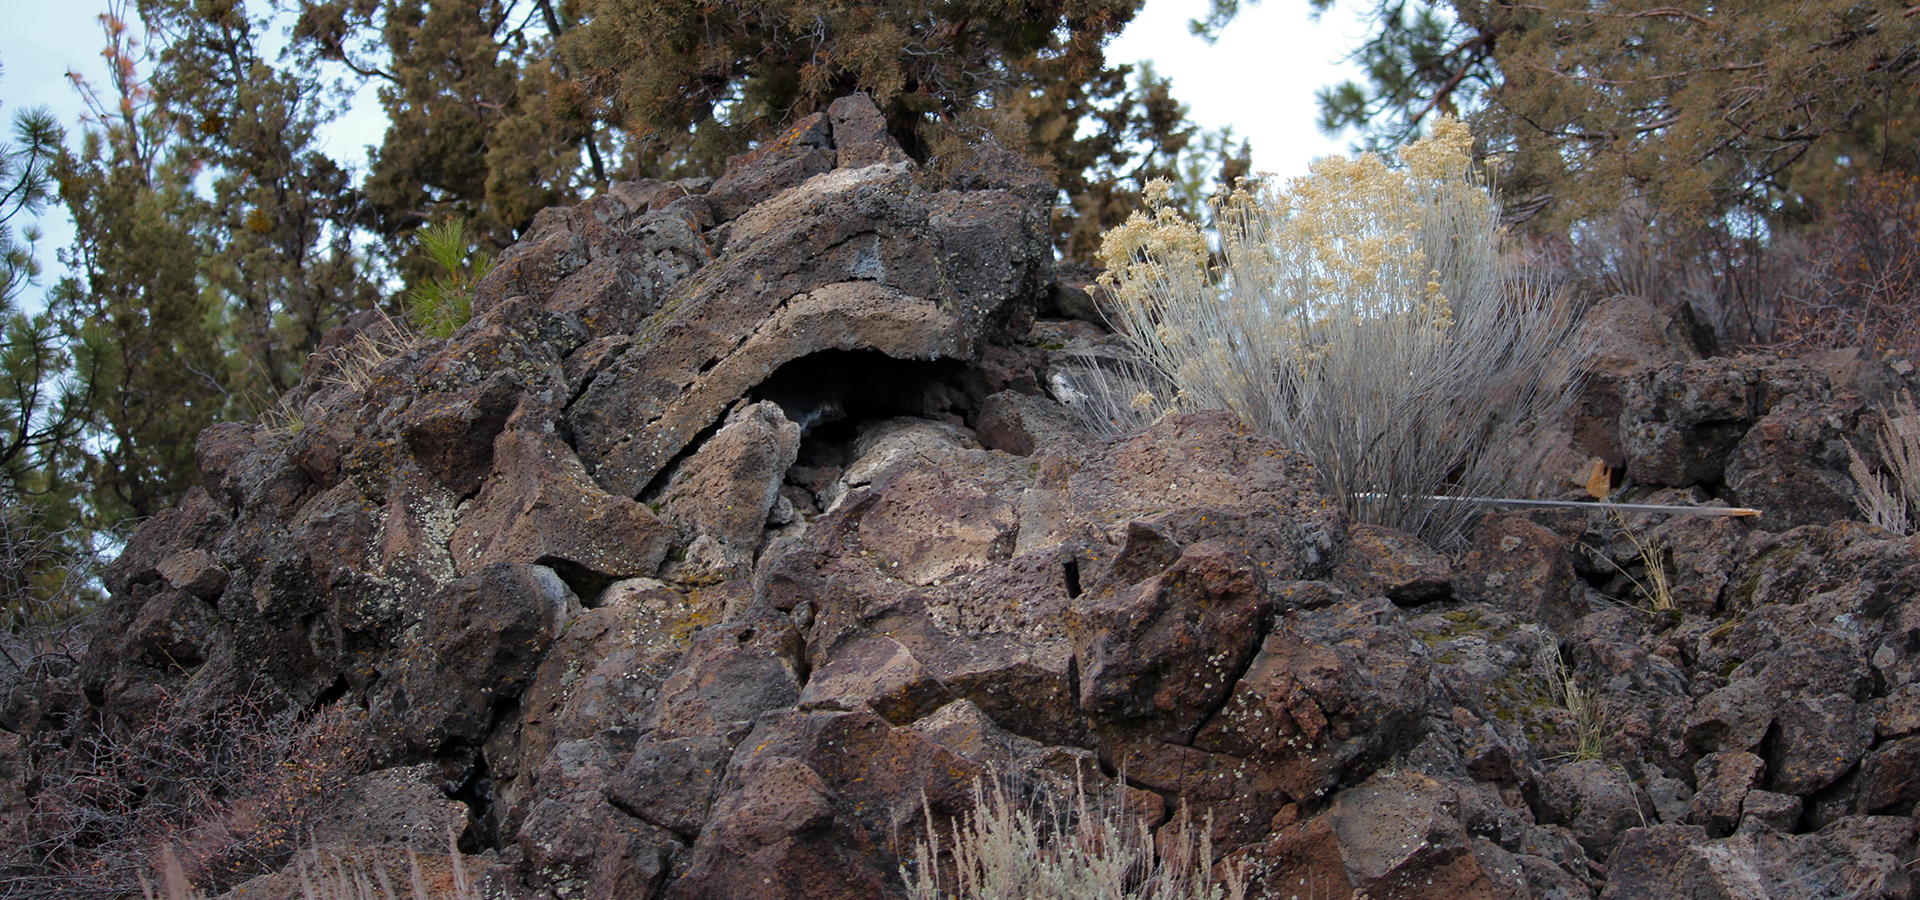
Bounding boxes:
[1604,511,1676,614]
[1850,390,1920,535]
[138,830,476,900]
[1087,118,1585,549]
[258,307,418,441]
[4,688,372,899]
[1534,632,1605,763]
[309,308,420,397]
[904,770,1245,900]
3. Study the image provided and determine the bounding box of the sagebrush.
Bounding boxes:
[905,771,1245,900]
[1086,118,1586,549]
[1850,391,1920,535]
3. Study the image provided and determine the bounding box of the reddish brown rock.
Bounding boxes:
[1539,761,1654,860]
[448,404,671,587]
[1072,534,1270,742]
[510,579,714,811]
[398,370,523,498]
[658,401,802,581]
[155,549,229,600]
[705,112,836,223]
[827,93,909,169]
[1853,735,1920,815]
[391,562,577,749]
[662,709,981,900]
[1246,777,1554,900]
[1689,751,1765,837]
[1767,694,1871,796]
[647,608,806,742]
[1598,825,1709,900]
[1191,598,1432,803]
[1456,513,1586,631]
[1333,523,1453,604]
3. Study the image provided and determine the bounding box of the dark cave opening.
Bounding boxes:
[747,349,970,468]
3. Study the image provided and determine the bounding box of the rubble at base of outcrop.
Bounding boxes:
[8,95,1920,899]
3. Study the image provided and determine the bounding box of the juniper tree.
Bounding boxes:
[0,59,83,494]
[294,0,1245,264]
[141,0,377,395]
[50,8,232,523]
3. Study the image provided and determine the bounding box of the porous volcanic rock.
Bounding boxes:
[20,93,1920,900]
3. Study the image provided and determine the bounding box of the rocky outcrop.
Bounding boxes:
[13,101,1920,900]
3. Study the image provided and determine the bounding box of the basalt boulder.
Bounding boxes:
[28,93,1920,900]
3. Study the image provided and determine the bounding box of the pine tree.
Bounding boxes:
[295,0,593,273]
[0,60,99,625]
[1208,0,1919,227]
[292,0,1243,266]
[0,60,81,492]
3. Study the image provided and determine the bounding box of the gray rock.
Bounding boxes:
[1617,356,1827,488]
[705,112,836,223]
[448,400,671,587]
[1737,790,1801,833]
[564,152,1050,500]
[1539,760,1655,860]
[657,400,802,582]
[1852,734,1920,815]
[1724,402,1864,528]
[827,93,909,169]
[1766,694,1871,796]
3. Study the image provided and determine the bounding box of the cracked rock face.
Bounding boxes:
[20,98,1920,900]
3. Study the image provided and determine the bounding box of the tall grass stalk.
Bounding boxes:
[1607,512,1675,613]
[139,828,475,900]
[1849,390,1920,534]
[1535,633,1605,762]
[1091,119,1586,549]
[905,771,1245,900]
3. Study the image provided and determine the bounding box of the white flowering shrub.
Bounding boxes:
[1091,119,1586,548]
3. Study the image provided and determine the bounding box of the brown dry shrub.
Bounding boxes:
[0,499,103,632]
[1545,201,1799,354]
[1770,172,1920,358]
[1552,173,1920,359]
[2,687,373,899]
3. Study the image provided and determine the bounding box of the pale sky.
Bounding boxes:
[0,0,1367,296]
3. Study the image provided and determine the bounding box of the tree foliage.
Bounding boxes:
[561,0,1140,168]
[51,8,234,523]
[141,0,378,395]
[296,0,592,263]
[292,0,1245,261]
[1209,0,1920,227]
[0,62,82,494]
[403,219,493,339]
[0,62,98,624]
